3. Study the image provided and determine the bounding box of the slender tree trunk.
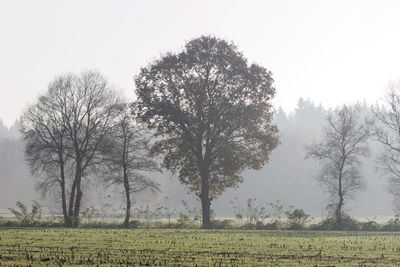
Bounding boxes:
[67,160,81,227]
[336,168,344,228]
[336,192,344,228]
[73,167,83,228]
[60,182,68,225]
[123,170,131,228]
[199,162,211,229]
[60,179,68,226]
[67,177,78,227]
[58,156,68,226]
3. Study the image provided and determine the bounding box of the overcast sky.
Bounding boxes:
[1,0,400,127]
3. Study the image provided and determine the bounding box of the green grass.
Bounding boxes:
[2,229,400,266]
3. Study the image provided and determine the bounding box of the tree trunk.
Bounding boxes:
[73,167,83,228]
[60,179,68,226]
[123,170,131,228]
[58,157,68,226]
[336,193,344,228]
[335,158,345,229]
[200,187,211,229]
[67,161,81,228]
[199,162,211,229]
[67,176,77,227]
[336,169,344,229]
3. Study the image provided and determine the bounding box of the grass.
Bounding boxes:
[2,229,400,265]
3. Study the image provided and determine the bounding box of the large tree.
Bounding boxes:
[102,102,160,227]
[63,71,119,227]
[306,105,370,227]
[21,71,119,227]
[135,35,279,228]
[21,75,72,224]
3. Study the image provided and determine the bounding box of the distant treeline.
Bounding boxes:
[2,36,400,231]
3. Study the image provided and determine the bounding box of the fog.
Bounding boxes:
[0,120,38,211]
[2,0,400,219]
[0,99,393,218]
[2,0,400,127]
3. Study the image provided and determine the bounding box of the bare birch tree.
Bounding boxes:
[373,83,400,214]
[306,105,370,227]
[102,102,160,227]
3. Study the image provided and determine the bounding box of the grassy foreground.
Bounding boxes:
[1,229,400,266]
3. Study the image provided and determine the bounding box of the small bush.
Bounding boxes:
[285,209,310,230]
[263,220,282,230]
[211,219,235,229]
[359,220,381,231]
[311,213,359,231]
[8,201,43,226]
[128,220,142,228]
[240,223,256,230]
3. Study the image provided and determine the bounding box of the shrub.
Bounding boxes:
[285,209,310,230]
[359,220,381,231]
[211,219,235,229]
[311,213,359,231]
[263,220,281,230]
[8,201,42,226]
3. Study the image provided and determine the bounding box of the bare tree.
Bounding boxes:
[102,102,160,227]
[21,75,73,224]
[62,71,119,227]
[373,83,400,214]
[306,105,370,227]
[21,71,119,227]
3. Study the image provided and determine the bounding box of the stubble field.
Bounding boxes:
[1,229,400,266]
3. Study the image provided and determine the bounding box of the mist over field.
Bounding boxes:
[0,99,392,218]
[4,2,400,266]
[3,1,400,231]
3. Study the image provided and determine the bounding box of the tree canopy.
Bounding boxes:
[20,71,120,227]
[135,35,279,228]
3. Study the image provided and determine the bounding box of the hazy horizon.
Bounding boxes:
[0,99,394,218]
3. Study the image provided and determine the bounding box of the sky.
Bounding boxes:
[1,0,400,127]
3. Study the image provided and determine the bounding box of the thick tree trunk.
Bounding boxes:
[199,162,211,229]
[123,170,131,228]
[200,186,211,228]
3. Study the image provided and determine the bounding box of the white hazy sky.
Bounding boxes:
[1,0,400,127]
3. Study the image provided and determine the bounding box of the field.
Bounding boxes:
[1,229,400,266]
